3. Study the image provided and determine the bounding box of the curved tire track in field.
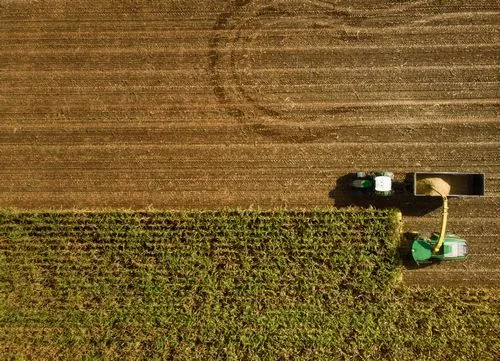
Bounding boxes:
[210,0,359,119]
[209,0,498,130]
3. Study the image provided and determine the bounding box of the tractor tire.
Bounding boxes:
[381,171,395,180]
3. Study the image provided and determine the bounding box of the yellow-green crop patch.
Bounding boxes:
[0,209,497,360]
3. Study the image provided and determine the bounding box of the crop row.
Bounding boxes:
[0,209,496,360]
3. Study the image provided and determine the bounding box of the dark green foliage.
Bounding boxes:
[0,209,497,360]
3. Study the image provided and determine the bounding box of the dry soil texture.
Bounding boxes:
[0,0,499,287]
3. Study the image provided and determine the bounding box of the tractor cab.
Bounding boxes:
[374,175,392,194]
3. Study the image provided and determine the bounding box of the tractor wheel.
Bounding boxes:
[381,171,395,179]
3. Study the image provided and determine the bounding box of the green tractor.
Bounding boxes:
[351,171,394,196]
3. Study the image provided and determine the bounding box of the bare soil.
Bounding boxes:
[0,0,498,287]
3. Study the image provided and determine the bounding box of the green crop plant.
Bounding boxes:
[0,209,497,360]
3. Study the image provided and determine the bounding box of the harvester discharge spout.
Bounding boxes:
[431,190,448,254]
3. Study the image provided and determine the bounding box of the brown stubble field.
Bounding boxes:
[0,0,498,286]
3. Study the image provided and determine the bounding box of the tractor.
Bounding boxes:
[351,171,394,196]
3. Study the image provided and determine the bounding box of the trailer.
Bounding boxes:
[413,172,485,197]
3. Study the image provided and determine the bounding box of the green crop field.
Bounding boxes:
[0,209,497,360]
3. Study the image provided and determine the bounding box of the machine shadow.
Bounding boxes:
[400,255,440,270]
[328,173,442,217]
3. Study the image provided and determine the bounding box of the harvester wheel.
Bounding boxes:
[407,231,420,240]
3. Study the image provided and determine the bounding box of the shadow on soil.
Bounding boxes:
[401,256,441,270]
[328,173,442,217]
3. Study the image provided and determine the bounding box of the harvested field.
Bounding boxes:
[0,209,498,360]
[0,0,499,288]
